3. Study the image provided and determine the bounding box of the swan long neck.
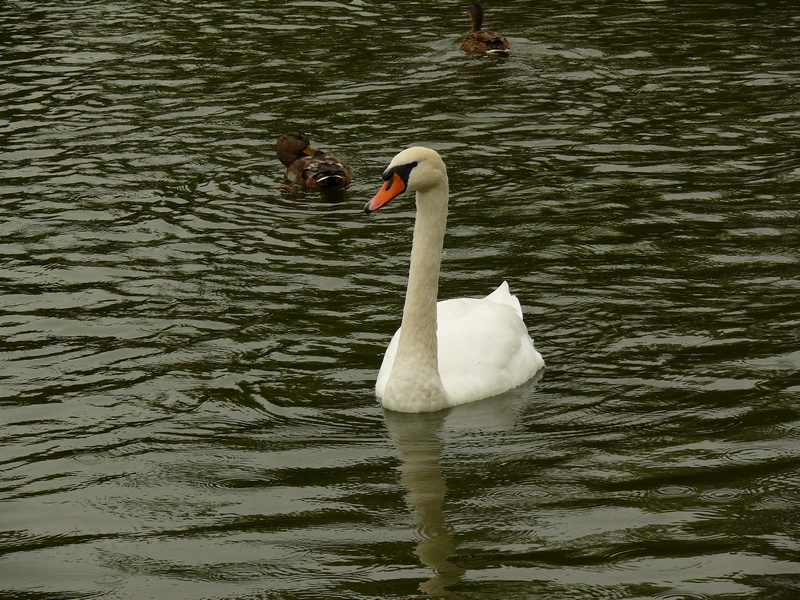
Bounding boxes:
[395,179,449,374]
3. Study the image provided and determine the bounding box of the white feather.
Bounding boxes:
[376,281,544,407]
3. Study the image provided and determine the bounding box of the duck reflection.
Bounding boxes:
[383,409,466,599]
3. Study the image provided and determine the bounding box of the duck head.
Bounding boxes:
[276,131,316,166]
[467,2,485,32]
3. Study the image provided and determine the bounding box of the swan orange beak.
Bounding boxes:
[364,172,407,214]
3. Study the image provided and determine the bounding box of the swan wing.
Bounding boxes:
[436,295,542,404]
[375,328,400,399]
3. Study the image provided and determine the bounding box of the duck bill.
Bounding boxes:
[303,145,316,156]
[364,173,407,214]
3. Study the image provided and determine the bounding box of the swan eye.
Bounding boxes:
[382,161,418,189]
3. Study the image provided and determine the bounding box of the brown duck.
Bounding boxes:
[460,2,511,58]
[275,132,353,189]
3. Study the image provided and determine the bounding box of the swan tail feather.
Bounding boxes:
[485,281,523,317]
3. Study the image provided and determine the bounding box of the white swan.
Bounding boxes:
[364,147,544,413]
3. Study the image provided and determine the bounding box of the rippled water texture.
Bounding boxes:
[2,1,799,598]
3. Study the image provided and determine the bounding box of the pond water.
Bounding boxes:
[1,1,799,598]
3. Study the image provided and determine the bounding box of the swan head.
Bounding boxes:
[365,147,448,214]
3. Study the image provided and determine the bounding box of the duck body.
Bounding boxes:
[460,2,510,57]
[364,147,543,413]
[276,131,352,189]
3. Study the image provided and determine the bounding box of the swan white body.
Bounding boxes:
[365,147,544,413]
[376,281,543,411]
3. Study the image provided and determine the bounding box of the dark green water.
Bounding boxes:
[1,1,799,598]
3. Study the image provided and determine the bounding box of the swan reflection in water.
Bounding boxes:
[383,379,541,599]
[384,409,465,598]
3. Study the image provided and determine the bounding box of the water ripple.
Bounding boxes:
[2,1,799,598]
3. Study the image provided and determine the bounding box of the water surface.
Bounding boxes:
[2,1,799,598]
